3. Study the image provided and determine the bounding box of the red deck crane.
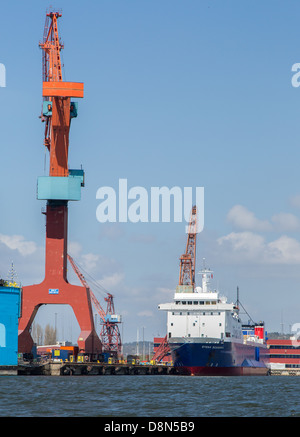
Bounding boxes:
[18,10,101,356]
[152,336,170,363]
[179,205,197,288]
[67,254,122,357]
[100,294,122,358]
[153,206,198,363]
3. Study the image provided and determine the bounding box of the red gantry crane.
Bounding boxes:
[153,206,198,363]
[67,254,122,358]
[18,10,101,357]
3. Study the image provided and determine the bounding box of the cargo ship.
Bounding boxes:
[158,262,270,376]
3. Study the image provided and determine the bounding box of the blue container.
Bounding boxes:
[103,352,110,363]
[0,286,21,366]
[51,349,70,361]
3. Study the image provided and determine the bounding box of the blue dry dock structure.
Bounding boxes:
[0,265,22,375]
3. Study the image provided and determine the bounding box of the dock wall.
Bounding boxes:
[16,362,179,376]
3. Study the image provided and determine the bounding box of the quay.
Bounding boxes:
[269,369,300,376]
[16,362,180,376]
[7,363,300,376]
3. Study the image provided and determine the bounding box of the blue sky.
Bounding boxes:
[1,0,300,343]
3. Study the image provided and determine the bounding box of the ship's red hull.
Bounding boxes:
[177,366,270,376]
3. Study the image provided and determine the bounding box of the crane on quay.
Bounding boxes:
[67,255,122,358]
[153,206,198,363]
[18,10,101,357]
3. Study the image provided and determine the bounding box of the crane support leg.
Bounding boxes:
[18,202,102,355]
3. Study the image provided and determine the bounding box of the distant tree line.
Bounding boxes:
[267,332,291,340]
[31,323,57,345]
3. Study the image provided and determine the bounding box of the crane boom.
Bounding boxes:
[179,205,197,287]
[67,254,122,356]
[39,11,64,151]
[40,11,63,82]
[152,335,170,363]
[39,10,84,175]
[67,254,106,322]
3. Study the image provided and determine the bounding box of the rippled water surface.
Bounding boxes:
[0,375,300,417]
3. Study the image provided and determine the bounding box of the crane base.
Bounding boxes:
[18,279,102,355]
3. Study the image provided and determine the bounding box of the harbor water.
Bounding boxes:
[0,375,300,417]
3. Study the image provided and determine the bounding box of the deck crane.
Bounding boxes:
[153,206,198,363]
[100,293,123,358]
[67,254,122,358]
[152,336,170,363]
[179,205,197,289]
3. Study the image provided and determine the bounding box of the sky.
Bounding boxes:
[1,0,300,344]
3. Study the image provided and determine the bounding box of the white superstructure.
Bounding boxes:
[158,263,242,342]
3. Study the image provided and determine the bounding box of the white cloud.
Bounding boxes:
[217,231,300,264]
[80,253,99,272]
[227,205,300,233]
[268,236,300,264]
[227,205,272,231]
[100,272,124,290]
[0,233,37,256]
[68,241,82,258]
[218,231,266,261]
[68,241,122,277]
[271,213,300,232]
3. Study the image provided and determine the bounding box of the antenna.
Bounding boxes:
[8,261,19,286]
[236,286,239,310]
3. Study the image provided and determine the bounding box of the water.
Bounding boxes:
[0,375,299,417]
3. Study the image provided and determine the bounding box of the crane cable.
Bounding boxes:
[67,256,110,298]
